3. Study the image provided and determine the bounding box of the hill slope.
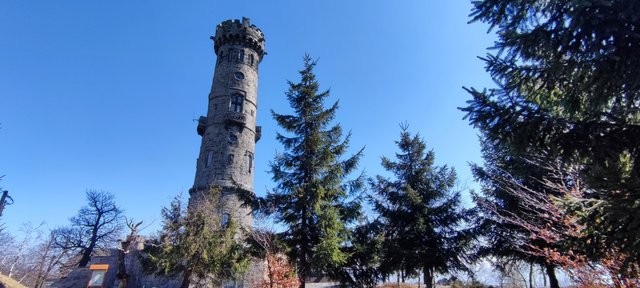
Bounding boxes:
[0,272,27,288]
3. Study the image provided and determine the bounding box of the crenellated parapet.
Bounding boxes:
[212,17,265,61]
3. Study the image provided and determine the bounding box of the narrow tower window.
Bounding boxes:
[230,94,244,113]
[228,48,236,62]
[221,213,230,228]
[246,152,253,174]
[238,49,245,62]
[205,150,213,168]
[249,54,254,66]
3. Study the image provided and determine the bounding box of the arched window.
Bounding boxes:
[239,49,244,62]
[230,94,243,113]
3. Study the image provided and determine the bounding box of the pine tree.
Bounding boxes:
[371,126,474,288]
[144,187,248,288]
[462,0,640,280]
[266,55,364,287]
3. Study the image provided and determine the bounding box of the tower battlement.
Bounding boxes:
[213,17,265,59]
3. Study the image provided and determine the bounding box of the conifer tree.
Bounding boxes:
[462,0,640,280]
[266,55,364,287]
[144,188,248,288]
[371,126,474,288]
[334,221,383,287]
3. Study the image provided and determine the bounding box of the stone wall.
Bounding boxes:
[50,251,119,288]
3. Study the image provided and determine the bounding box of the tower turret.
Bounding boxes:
[190,17,265,231]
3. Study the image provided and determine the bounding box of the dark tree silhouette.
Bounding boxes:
[54,190,124,267]
[371,126,474,288]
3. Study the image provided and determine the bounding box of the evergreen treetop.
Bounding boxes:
[266,55,364,287]
[371,126,474,288]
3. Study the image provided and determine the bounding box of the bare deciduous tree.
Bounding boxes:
[0,223,71,287]
[54,190,124,267]
[248,213,299,288]
[31,230,71,288]
[474,157,639,286]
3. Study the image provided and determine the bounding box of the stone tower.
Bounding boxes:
[190,17,265,231]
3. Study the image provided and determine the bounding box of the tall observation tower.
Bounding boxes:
[190,17,265,231]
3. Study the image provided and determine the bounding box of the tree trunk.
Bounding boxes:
[528,262,534,288]
[36,248,67,288]
[117,239,129,288]
[180,268,192,288]
[34,237,53,288]
[0,190,9,217]
[299,206,308,288]
[267,255,274,288]
[78,245,94,267]
[299,264,306,288]
[423,267,434,288]
[545,263,559,288]
[8,256,18,278]
[79,215,102,267]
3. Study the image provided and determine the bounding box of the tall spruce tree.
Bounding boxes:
[371,126,473,288]
[267,55,364,287]
[462,0,640,280]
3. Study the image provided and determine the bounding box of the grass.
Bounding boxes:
[0,272,27,288]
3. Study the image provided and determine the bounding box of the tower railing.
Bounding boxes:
[224,111,247,125]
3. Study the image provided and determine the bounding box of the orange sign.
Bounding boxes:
[89,264,109,270]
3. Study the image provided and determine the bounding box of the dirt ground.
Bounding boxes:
[0,273,27,288]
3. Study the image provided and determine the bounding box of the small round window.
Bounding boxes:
[234,72,245,80]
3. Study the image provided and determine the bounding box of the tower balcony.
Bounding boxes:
[255,126,262,142]
[224,111,247,125]
[197,116,207,136]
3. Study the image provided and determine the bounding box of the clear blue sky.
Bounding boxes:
[0,1,495,236]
